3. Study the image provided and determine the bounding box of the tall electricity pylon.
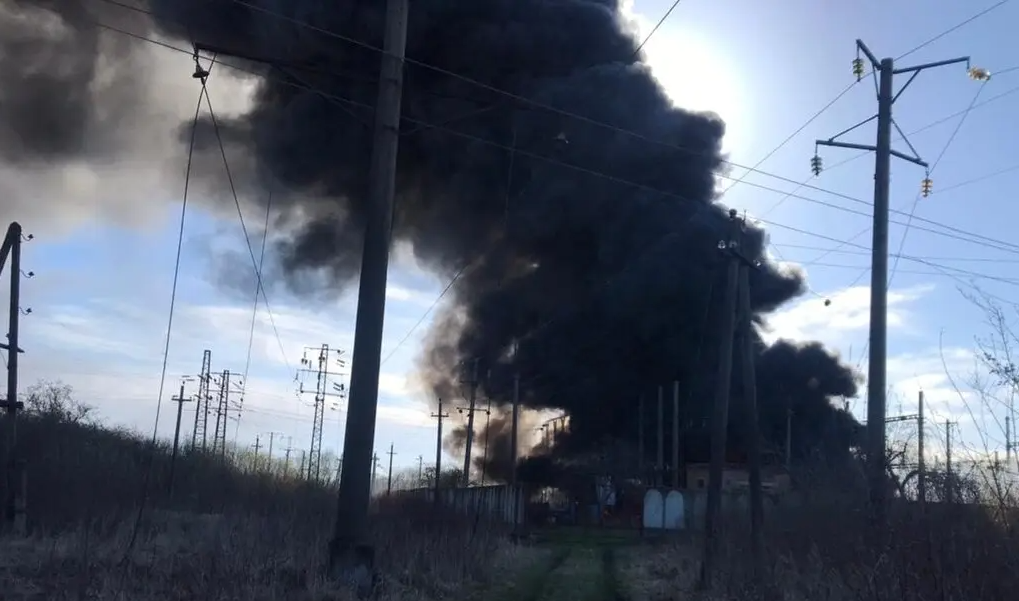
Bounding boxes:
[192,349,212,451]
[811,39,986,533]
[297,344,347,481]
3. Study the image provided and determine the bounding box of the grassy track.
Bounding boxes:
[483,528,639,601]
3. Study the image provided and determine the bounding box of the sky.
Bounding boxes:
[3,0,1019,475]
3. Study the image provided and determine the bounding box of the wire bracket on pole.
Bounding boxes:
[192,47,210,83]
[808,38,986,539]
[814,40,980,176]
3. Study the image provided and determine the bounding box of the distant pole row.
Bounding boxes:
[161,341,349,494]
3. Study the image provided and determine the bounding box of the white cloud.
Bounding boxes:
[883,347,977,419]
[378,371,423,398]
[0,29,256,235]
[377,402,433,429]
[385,283,434,308]
[762,283,934,347]
[15,286,435,447]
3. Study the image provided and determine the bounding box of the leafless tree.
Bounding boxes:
[23,380,94,425]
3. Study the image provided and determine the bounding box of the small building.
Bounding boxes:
[685,463,791,493]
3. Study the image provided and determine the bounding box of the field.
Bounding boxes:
[3,385,1019,600]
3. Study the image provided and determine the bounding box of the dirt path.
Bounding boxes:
[480,530,636,601]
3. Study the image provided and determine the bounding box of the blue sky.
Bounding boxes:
[3,0,1019,474]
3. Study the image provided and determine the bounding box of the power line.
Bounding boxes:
[797,259,1019,288]
[813,78,993,323]
[723,81,857,197]
[379,262,473,367]
[894,0,1014,61]
[760,218,1018,308]
[631,0,685,57]
[87,9,1019,262]
[120,63,210,565]
[386,205,1019,397]
[774,242,1019,264]
[149,83,207,441]
[201,88,292,372]
[759,78,1019,217]
[94,0,1016,252]
[93,0,1002,207]
[938,161,1019,194]
[85,9,1019,366]
[889,81,988,287]
[236,188,274,444]
[214,0,1014,222]
[749,1,1019,209]
[207,0,995,199]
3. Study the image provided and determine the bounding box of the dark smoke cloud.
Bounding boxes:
[3,0,863,480]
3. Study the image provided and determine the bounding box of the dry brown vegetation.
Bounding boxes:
[614,289,1019,601]
[616,478,1019,601]
[0,382,540,600]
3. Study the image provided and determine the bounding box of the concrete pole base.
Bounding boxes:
[326,538,378,599]
[3,460,26,537]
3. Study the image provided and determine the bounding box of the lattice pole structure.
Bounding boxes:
[212,370,228,456]
[192,349,212,451]
[298,344,347,482]
[310,349,326,480]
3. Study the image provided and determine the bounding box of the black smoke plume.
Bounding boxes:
[2,0,863,481]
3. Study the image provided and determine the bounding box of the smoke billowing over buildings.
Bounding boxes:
[1,0,862,482]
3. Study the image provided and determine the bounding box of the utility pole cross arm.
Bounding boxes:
[813,38,985,540]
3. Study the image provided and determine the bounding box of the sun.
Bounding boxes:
[624,12,747,153]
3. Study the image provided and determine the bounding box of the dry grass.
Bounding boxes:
[617,489,1019,601]
[0,408,536,600]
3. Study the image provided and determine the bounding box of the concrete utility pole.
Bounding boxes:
[1,222,27,535]
[945,420,956,503]
[168,378,194,496]
[264,431,282,474]
[814,40,975,532]
[460,358,481,487]
[510,373,521,528]
[656,385,664,486]
[284,437,294,476]
[432,397,449,507]
[386,443,396,495]
[417,455,423,486]
[297,344,347,482]
[212,370,229,457]
[638,394,645,482]
[329,0,409,580]
[917,390,926,507]
[672,381,680,488]
[192,349,212,452]
[701,209,765,590]
[480,396,493,486]
[784,391,792,471]
[737,262,765,574]
[191,0,409,577]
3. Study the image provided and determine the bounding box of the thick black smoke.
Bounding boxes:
[2,0,863,480]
